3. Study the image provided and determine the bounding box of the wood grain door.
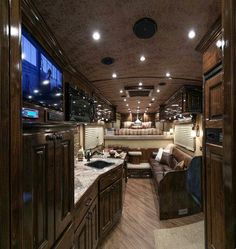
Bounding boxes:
[111,180,122,223]
[99,186,113,237]
[88,198,99,249]
[206,144,225,249]
[23,132,55,249]
[55,130,74,240]
[74,215,89,249]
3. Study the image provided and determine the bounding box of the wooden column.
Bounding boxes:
[0,1,10,248]
[222,0,236,248]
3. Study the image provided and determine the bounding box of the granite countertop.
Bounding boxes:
[74,153,126,204]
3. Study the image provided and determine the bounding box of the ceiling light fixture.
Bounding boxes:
[188,30,196,39]
[152,98,155,101]
[140,55,146,62]
[120,89,123,93]
[166,72,170,77]
[216,39,225,48]
[124,98,127,102]
[157,89,160,93]
[138,87,142,90]
[126,104,129,107]
[149,103,152,106]
[92,31,101,41]
[139,82,143,86]
[112,73,117,78]
[138,101,141,104]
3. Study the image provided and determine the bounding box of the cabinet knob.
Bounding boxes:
[46,134,55,141]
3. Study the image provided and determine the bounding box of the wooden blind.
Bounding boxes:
[85,126,104,150]
[174,123,195,151]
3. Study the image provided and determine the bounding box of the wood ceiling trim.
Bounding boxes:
[195,16,222,53]
[91,76,202,84]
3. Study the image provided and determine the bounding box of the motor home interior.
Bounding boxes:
[1,0,236,249]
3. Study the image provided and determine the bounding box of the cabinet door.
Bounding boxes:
[205,73,223,128]
[23,132,55,249]
[88,198,99,249]
[111,180,122,223]
[55,130,74,239]
[206,145,225,249]
[99,186,113,238]
[74,215,89,249]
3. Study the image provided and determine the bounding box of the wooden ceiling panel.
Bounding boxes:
[33,0,221,113]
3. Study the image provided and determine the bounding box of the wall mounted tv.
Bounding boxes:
[21,28,63,111]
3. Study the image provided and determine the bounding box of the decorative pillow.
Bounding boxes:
[160,152,175,168]
[155,148,163,162]
[174,160,185,170]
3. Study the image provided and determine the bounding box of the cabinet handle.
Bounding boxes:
[46,134,56,141]
[55,134,63,140]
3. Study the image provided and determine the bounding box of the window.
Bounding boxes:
[22,35,37,66]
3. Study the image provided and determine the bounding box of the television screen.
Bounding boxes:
[22,29,63,111]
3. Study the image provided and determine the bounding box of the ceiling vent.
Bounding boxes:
[101,57,115,65]
[133,18,157,39]
[124,86,154,97]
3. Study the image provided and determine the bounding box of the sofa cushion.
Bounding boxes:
[154,172,164,184]
[160,152,177,169]
[155,148,163,161]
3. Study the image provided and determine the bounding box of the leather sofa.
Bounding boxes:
[149,147,202,219]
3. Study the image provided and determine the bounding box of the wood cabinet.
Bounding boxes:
[74,198,99,249]
[196,18,225,249]
[23,124,74,249]
[160,85,202,121]
[99,179,122,238]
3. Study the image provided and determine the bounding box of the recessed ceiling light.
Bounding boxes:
[120,89,123,93]
[188,30,196,39]
[140,55,146,62]
[166,72,170,77]
[112,73,117,78]
[124,98,127,102]
[139,82,143,86]
[92,31,101,41]
[152,98,155,101]
[149,103,152,106]
[157,89,160,93]
[138,101,141,104]
[138,87,142,90]
[126,104,129,106]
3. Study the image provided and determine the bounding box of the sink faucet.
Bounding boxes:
[85,149,92,162]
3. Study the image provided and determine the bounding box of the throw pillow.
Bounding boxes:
[174,160,185,170]
[160,152,176,168]
[155,148,163,162]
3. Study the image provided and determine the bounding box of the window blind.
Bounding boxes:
[174,123,195,151]
[85,126,104,150]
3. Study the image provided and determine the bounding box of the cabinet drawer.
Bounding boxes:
[99,166,122,191]
[74,182,98,230]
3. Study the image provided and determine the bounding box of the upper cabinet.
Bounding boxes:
[160,85,202,121]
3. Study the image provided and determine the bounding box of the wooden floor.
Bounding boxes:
[98,178,204,249]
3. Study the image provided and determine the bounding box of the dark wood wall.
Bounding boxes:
[0,0,22,249]
[222,1,236,248]
[0,1,10,248]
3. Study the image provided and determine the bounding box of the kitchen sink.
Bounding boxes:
[85,160,114,169]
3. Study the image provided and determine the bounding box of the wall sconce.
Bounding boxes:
[169,128,174,135]
[191,125,200,138]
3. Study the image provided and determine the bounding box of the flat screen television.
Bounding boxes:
[21,28,63,111]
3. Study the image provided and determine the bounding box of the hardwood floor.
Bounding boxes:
[98,178,204,249]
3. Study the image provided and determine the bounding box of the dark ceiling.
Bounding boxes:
[33,0,221,113]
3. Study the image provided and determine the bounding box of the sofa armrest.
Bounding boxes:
[158,169,187,195]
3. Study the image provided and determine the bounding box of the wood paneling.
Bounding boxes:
[55,131,74,239]
[0,1,10,248]
[206,145,225,249]
[222,0,236,248]
[205,73,223,128]
[9,0,23,248]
